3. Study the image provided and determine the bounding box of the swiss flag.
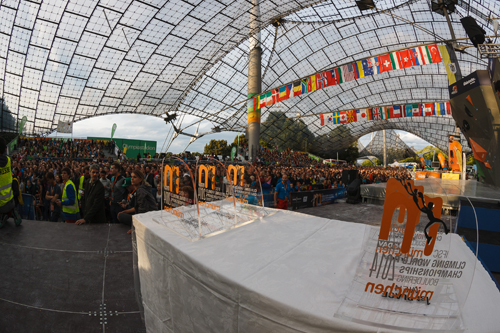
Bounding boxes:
[339,111,348,124]
[398,49,414,68]
[379,54,393,73]
[391,105,402,118]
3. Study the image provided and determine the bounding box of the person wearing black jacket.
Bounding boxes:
[145,165,155,187]
[76,165,105,225]
[109,162,126,224]
[117,169,157,227]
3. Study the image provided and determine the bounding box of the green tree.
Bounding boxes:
[233,134,247,146]
[259,138,269,148]
[337,141,359,164]
[261,111,315,151]
[415,146,448,161]
[399,156,419,163]
[309,124,356,158]
[361,159,374,166]
[1,98,17,132]
[204,139,229,155]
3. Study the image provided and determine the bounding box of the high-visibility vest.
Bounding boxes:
[78,175,85,200]
[12,176,23,205]
[62,180,79,215]
[0,156,13,206]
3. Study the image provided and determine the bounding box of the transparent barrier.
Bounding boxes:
[20,193,35,220]
[153,158,275,241]
[335,178,478,332]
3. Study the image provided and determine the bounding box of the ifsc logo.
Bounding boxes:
[378,179,447,257]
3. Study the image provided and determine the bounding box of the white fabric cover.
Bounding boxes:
[134,209,500,333]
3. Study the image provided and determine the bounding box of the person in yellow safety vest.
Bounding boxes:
[56,167,80,223]
[78,166,90,201]
[0,137,21,228]
[77,166,90,217]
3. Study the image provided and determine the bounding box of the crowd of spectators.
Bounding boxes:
[8,137,412,221]
[16,137,114,160]
[10,137,159,226]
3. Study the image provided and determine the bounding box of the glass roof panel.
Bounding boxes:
[0,0,496,155]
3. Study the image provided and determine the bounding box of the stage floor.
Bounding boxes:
[0,220,145,333]
[361,178,500,208]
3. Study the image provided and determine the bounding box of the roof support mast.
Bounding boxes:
[434,0,463,136]
[247,0,262,161]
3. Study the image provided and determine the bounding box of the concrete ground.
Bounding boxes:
[296,199,384,227]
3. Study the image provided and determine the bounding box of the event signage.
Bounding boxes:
[335,178,475,331]
[111,123,117,140]
[57,120,73,133]
[230,146,236,160]
[155,159,275,241]
[88,137,157,158]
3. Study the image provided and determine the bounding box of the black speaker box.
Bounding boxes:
[460,16,486,47]
[342,170,358,185]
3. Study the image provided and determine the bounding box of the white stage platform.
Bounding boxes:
[134,207,500,332]
[361,179,500,208]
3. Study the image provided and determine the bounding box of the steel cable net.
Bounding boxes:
[0,0,320,133]
[0,0,497,155]
[358,129,416,162]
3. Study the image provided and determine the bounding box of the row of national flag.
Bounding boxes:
[319,102,451,126]
[248,44,444,113]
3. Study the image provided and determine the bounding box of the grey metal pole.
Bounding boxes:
[383,129,387,167]
[247,0,261,162]
[443,3,457,49]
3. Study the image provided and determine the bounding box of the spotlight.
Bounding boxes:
[356,0,375,11]
[164,113,177,124]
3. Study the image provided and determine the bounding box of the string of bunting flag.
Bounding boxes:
[247,44,445,113]
[319,101,451,126]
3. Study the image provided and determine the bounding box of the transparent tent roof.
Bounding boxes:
[358,129,417,162]
[0,0,498,155]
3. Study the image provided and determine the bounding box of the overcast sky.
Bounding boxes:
[49,114,432,155]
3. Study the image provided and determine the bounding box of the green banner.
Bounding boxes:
[230,146,237,160]
[18,116,27,135]
[111,123,117,140]
[88,137,157,158]
[308,153,320,161]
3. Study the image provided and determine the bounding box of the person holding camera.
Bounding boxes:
[117,177,137,226]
